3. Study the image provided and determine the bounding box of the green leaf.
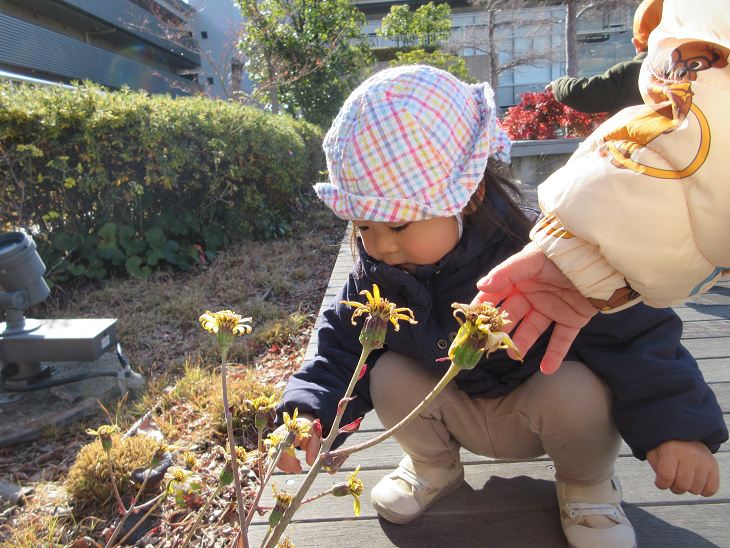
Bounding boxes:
[125,256,152,278]
[67,263,86,276]
[85,266,107,279]
[98,222,117,241]
[145,226,166,247]
[146,248,165,266]
[52,232,76,252]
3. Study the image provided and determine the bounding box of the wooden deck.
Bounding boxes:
[249,183,730,547]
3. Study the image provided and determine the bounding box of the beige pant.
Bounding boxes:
[370,352,621,486]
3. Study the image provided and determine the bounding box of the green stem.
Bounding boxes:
[326,362,461,460]
[178,482,225,548]
[261,345,373,548]
[221,347,250,548]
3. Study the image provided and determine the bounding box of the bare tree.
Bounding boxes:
[566,0,640,76]
[455,0,559,91]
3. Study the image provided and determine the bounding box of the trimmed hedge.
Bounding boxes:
[0,82,325,281]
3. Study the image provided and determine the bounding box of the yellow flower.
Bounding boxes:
[332,465,364,516]
[183,453,198,470]
[448,302,522,370]
[86,424,120,451]
[248,393,282,430]
[341,284,417,349]
[264,431,294,459]
[270,483,295,527]
[167,466,193,489]
[282,408,310,438]
[199,310,252,348]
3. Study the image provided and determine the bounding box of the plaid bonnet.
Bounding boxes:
[315,65,509,223]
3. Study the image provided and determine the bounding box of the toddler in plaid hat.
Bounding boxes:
[274,64,724,548]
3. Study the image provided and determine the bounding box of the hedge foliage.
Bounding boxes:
[0,82,325,281]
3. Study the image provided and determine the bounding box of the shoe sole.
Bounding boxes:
[372,467,465,525]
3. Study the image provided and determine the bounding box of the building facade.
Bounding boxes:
[353,0,635,109]
[0,0,201,95]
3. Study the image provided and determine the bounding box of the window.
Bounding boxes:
[207,77,214,85]
[201,31,208,39]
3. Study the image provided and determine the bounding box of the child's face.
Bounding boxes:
[352,217,459,274]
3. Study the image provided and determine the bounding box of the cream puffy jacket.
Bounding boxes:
[532,0,730,311]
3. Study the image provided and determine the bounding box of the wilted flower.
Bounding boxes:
[167,466,202,506]
[332,465,364,516]
[199,310,252,349]
[341,284,417,349]
[151,442,179,466]
[264,431,294,459]
[269,483,295,527]
[248,394,281,430]
[86,424,119,452]
[448,302,522,370]
[282,408,310,447]
[183,453,198,470]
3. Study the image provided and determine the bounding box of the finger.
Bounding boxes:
[278,451,302,474]
[653,453,679,491]
[670,460,695,495]
[540,324,581,375]
[701,465,720,497]
[472,286,515,306]
[304,435,322,466]
[495,291,533,334]
[509,308,552,359]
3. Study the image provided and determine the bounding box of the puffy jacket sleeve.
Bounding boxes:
[572,304,728,460]
[531,59,730,312]
[551,56,644,115]
[277,272,375,445]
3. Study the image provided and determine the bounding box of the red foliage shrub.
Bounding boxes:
[502,91,609,140]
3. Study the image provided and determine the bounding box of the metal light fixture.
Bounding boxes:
[0,232,143,403]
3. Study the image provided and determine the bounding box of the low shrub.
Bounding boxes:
[0,81,326,282]
[502,90,609,140]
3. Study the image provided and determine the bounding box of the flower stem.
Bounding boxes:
[261,345,372,548]
[115,488,169,547]
[245,445,284,526]
[326,362,460,460]
[178,482,224,548]
[221,347,250,548]
[105,462,153,548]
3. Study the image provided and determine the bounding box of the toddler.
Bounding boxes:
[276,65,727,548]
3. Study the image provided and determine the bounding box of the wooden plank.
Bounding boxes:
[675,304,730,322]
[681,338,730,360]
[249,504,730,548]
[250,454,730,548]
[681,320,730,338]
[697,358,730,383]
[259,452,730,525]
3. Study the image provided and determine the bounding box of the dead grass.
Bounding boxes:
[0,195,348,548]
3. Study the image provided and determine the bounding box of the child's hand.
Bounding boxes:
[274,414,322,474]
[646,440,720,497]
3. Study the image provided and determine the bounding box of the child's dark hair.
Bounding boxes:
[463,158,534,245]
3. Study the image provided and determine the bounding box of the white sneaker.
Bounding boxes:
[556,476,637,548]
[370,454,464,524]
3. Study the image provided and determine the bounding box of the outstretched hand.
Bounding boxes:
[472,242,598,374]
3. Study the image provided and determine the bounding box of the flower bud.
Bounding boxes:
[219,462,234,486]
[359,314,387,349]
